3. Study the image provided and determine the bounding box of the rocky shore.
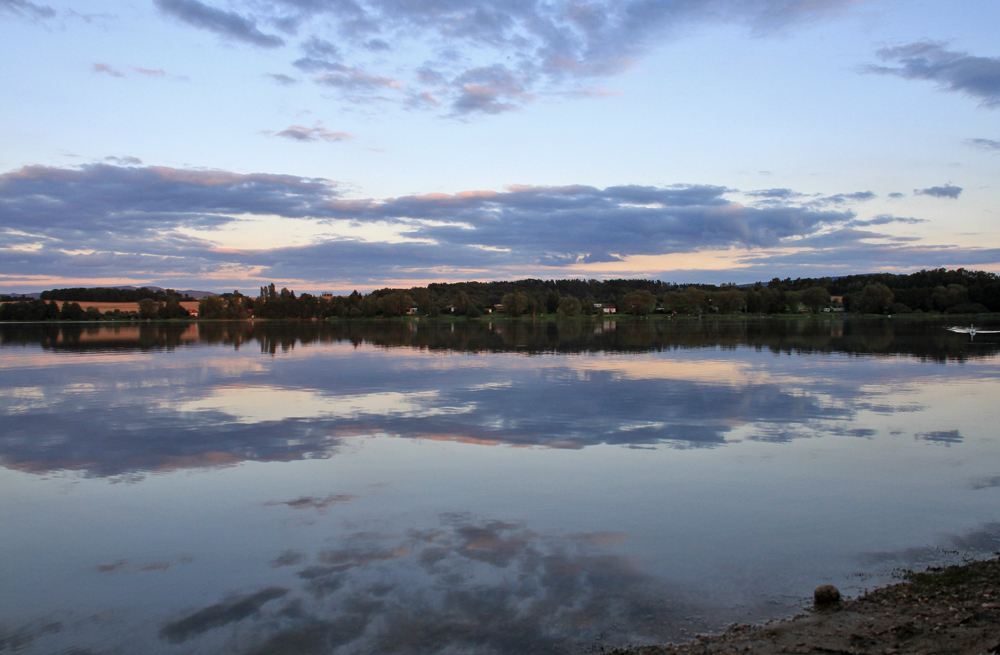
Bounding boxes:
[611,557,1000,655]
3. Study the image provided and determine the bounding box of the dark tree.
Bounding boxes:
[801,286,831,313]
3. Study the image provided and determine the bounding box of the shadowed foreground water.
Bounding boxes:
[1,318,998,654]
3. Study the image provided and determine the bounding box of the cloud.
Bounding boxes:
[967,138,1000,152]
[269,123,354,142]
[775,190,878,210]
[314,65,403,90]
[915,184,962,199]
[866,42,1000,108]
[737,240,1000,272]
[364,184,853,260]
[94,65,180,80]
[103,156,143,166]
[301,35,339,60]
[2,161,988,288]
[888,192,906,199]
[110,179,854,282]
[292,36,402,91]
[746,188,806,200]
[363,38,390,51]
[140,561,172,572]
[0,163,341,284]
[851,214,926,226]
[452,65,533,115]
[0,0,55,19]
[154,0,285,48]
[824,190,876,204]
[266,73,299,85]
[0,163,339,288]
[271,550,306,568]
[415,65,446,85]
[97,559,129,573]
[153,0,861,115]
[241,239,510,287]
[93,63,124,77]
[292,57,341,72]
[405,91,442,108]
[0,163,340,235]
[582,251,623,263]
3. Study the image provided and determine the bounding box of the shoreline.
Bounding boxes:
[610,557,1000,655]
[2,311,1000,325]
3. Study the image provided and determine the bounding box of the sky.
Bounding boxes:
[1,0,998,294]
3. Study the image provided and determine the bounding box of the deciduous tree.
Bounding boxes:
[860,283,894,314]
[801,286,831,313]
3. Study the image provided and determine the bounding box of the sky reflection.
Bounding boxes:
[201,514,712,655]
[1,322,999,476]
[1,321,999,654]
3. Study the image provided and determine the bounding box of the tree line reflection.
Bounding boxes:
[3,318,998,362]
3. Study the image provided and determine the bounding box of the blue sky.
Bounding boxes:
[1,0,998,293]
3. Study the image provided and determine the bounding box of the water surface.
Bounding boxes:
[1,318,999,654]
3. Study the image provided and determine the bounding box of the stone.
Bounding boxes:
[814,585,841,608]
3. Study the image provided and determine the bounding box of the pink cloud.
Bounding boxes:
[92,63,124,77]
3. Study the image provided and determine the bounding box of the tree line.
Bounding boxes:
[219,268,1000,320]
[38,286,196,302]
[2,268,998,322]
[0,297,193,322]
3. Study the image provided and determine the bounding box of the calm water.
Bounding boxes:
[1,318,999,654]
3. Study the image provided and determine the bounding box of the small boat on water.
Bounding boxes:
[947,324,1000,340]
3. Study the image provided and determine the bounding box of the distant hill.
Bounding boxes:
[106,286,218,299]
[31,286,218,302]
[179,290,217,299]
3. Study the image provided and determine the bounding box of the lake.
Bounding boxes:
[1,318,999,654]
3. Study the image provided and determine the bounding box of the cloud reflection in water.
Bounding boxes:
[4,319,998,477]
[160,514,715,654]
[0,360,850,475]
